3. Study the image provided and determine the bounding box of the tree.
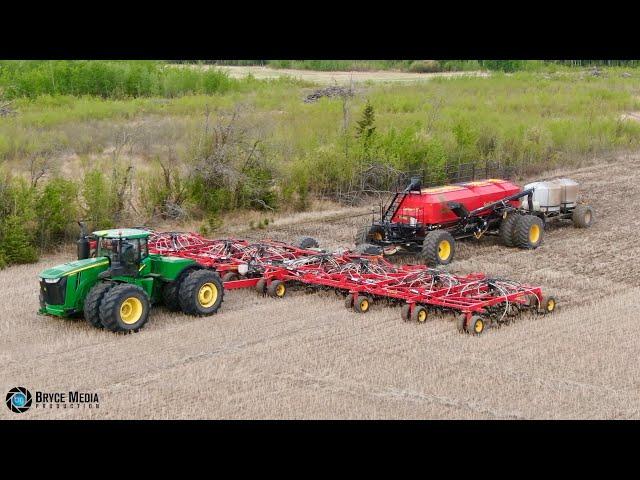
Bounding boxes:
[355,100,376,141]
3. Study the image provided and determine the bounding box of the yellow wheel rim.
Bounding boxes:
[276,283,286,297]
[438,240,451,261]
[198,282,218,308]
[474,319,484,333]
[547,299,555,311]
[417,309,427,322]
[529,224,540,243]
[360,299,369,311]
[120,297,143,325]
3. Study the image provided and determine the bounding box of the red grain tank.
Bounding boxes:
[392,179,522,226]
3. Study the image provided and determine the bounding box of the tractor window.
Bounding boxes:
[97,238,119,262]
[140,238,148,259]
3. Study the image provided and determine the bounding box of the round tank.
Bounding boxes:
[524,181,562,212]
[552,178,579,207]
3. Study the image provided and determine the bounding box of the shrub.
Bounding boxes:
[81,170,117,230]
[36,177,78,248]
[0,215,38,264]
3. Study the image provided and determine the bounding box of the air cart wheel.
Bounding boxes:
[572,205,594,228]
[421,230,455,266]
[455,314,467,333]
[355,224,384,246]
[84,282,116,328]
[255,278,267,295]
[345,294,354,309]
[514,215,544,249]
[401,304,411,322]
[499,213,519,247]
[296,236,320,249]
[179,269,225,316]
[410,305,428,323]
[99,283,151,332]
[221,272,240,282]
[353,296,372,313]
[466,315,486,335]
[267,280,287,298]
[540,296,557,314]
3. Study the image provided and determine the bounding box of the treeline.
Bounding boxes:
[0,61,236,99]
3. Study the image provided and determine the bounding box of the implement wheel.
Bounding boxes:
[513,215,544,249]
[466,315,486,335]
[296,236,320,249]
[540,296,558,314]
[401,304,411,322]
[222,271,240,282]
[345,294,354,309]
[255,278,267,295]
[84,282,115,328]
[421,230,455,266]
[499,213,519,247]
[455,314,467,333]
[267,280,287,298]
[178,269,225,316]
[410,305,428,323]
[353,295,372,313]
[355,224,384,246]
[99,283,150,332]
[572,205,594,228]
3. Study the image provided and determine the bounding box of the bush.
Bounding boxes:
[0,215,38,264]
[36,178,78,248]
[81,170,117,229]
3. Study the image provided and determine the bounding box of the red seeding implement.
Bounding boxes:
[126,228,555,335]
[257,252,556,335]
[356,176,593,265]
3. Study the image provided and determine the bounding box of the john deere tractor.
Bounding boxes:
[38,226,224,332]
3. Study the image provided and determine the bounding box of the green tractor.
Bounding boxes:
[38,227,224,332]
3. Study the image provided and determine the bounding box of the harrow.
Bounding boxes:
[143,229,556,335]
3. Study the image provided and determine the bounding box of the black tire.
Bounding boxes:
[455,314,467,333]
[353,295,372,313]
[421,230,455,265]
[99,283,150,332]
[84,282,116,328]
[267,280,287,298]
[410,305,428,323]
[466,315,486,335]
[255,278,267,295]
[356,243,383,255]
[572,205,594,228]
[513,215,544,249]
[296,236,319,249]
[162,279,182,311]
[355,224,384,246]
[401,304,411,322]
[540,296,558,314]
[221,271,240,282]
[178,269,225,316]
[499,213,519,247]
[345,293,354,309]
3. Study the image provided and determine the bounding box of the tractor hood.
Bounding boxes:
[39,257,109,280]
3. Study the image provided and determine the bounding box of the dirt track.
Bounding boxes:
[2,152,640,419]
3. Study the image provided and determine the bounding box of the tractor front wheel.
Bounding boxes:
[421,230,455,265]
[178,269,225,316]
[84,282,115,328]
[99,283,150,332]
[513,215,544,249]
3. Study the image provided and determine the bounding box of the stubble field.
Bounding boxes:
[2,152,639,419]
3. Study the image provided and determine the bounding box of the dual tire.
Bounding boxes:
[500,214,545,249]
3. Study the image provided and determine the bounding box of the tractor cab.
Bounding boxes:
[92,229,150,277]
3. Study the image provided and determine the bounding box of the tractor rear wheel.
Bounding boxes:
[296,236,320,249]
[99,283,150,332]
[178,269,225,316]
[421,230,455,265]
[572,205,594,228]
[84,282,115,328]
[499,213,519,247]
[513,215,544,249]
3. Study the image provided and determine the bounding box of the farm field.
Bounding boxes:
[2,151,639,419]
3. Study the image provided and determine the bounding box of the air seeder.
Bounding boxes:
[356,176,593,265]
[38,226,225,332]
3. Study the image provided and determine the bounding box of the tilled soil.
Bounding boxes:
[2,153,639,419]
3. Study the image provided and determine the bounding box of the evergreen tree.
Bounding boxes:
[355,100,376,141]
